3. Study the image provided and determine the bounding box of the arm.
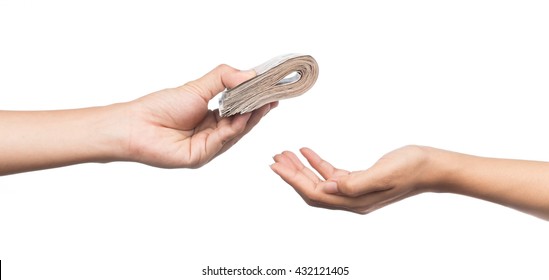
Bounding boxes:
[0,64,276,176]
[270,146,549,220]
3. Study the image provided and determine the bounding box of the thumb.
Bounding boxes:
[334,169,391,197]
[180,64,256,102]
[225,68,256,89]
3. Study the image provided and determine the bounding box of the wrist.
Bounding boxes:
[416,146,463,193]
[87,102,134,164]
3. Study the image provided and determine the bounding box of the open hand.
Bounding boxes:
[271,146,431,214]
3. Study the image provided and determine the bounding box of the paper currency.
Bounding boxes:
[219,54,319,117]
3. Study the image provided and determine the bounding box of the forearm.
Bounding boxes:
[426,147,549,220]
[0,104,129,176]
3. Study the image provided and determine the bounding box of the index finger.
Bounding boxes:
[300,147,338,180]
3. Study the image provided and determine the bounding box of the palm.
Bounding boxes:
[271,145,431,214]
[271,148,350,206]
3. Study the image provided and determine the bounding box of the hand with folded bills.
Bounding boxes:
[0,64,276,175]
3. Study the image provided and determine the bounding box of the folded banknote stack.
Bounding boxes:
[219,54,319,117]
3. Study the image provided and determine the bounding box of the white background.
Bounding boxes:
[1,1,549,279]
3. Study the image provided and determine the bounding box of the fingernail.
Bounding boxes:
[240,69,257,78]
[323,181,339,193]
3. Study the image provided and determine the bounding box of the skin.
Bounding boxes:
[3,63,547,221]
[271,145,549,221]
[0,64,277,176]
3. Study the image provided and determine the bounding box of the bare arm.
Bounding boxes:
[0,106,127,175]
[271,146,549,221]
[429,147,549,220]
[0,64,276,176]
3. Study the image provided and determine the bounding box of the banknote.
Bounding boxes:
[219,54,319,117]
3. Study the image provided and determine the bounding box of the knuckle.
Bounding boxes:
[402,144,425,154]
[182,81,207,99]
[215,63,232,72]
